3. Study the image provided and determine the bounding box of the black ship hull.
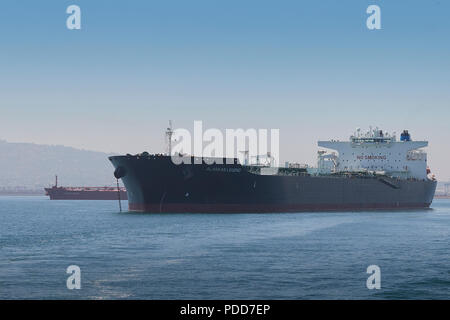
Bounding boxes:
[109,155,436,213]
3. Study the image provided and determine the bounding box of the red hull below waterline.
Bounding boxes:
[129,202,432,213]
[45,186,127,200]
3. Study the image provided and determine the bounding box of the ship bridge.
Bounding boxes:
[317,127,429,180]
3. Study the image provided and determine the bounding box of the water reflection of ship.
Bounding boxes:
[44,175,127,200]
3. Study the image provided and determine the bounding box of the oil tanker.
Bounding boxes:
[109,127,436,213]
[45,176,127,200]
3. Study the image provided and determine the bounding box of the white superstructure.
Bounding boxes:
[316,127,430,180]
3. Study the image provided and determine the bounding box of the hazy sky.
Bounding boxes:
[1,1,450,178]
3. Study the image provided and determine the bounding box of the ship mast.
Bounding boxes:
[239,150,249,165]
[165,120,174,155]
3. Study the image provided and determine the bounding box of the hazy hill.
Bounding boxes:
[0,140,119,189]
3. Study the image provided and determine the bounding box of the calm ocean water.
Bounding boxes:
[0,196,449,299]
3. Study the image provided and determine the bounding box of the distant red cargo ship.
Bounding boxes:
[45,176,127,200]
